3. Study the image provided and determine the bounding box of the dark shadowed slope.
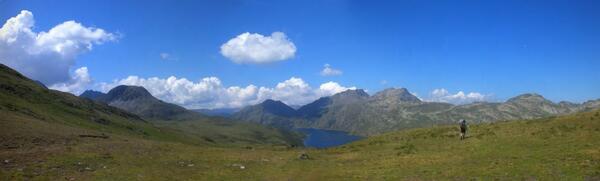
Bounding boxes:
[232,99,301,128]
[79,90,106,100]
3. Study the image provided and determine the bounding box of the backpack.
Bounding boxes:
[460,120,467,129]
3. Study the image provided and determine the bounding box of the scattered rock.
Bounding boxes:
[78,134,109,139]
[91,117,110,125]
[231,163,245,170]
[187,164,194,167]
[3,159,9,164]
[299,153,310,160]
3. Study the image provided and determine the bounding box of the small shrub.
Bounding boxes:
[395,143,417,156]
[368,140,385,145]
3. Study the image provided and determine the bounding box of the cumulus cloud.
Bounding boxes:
[318,81,356,96]
[0,10,115,93]
[426,88,489,104]
[320,64,343,76]
[48,67,92,95]
[220,32,296,64]
[159,53,177,61]
[97,76,354,109]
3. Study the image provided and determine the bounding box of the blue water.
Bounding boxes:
[296,128,363,149]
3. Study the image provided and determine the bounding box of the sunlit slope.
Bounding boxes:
[314,109,600,179]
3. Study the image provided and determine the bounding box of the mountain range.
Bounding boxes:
[233,88,600,135]
[0,63,301,147]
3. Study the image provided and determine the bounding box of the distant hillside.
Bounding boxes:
[79,90,105,100]
[232,99,303,129]
[0,63,166,147]
[192,108,240,117]
[81,86,205,121]
[0,64,302,149]
[79,86,301,145]
[234,88,600,135]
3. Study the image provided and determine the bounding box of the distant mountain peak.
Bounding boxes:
[332,89,369,98]
[507,93,548,103]
[372,87,421,103]
[259,99,296,117]
[103,85,154,102]
[79,84,204,121]
[80,90,106,100]
[262,99,285,105]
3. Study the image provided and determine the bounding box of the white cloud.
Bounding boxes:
[320,64,343,76]
[159,52,177,61]
[380,80,388,85]
[97,76,354,109]
[0,10,115,93]
[49,67,92,95]
[318,81,356,96]
[427,88,489,104]
[220,32,296,64]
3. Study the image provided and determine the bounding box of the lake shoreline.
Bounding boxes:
[295,128,363,149]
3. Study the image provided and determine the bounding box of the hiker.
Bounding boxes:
[459,119,467,140]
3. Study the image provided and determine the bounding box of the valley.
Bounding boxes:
[2,2,599,180]
[1,63,599,180]
[2,104,599,180]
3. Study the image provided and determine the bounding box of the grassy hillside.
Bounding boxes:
[0,63,302,165]
[3,106,599,180]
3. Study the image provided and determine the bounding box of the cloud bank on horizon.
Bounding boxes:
[0,10,492,109]
[426,88,489,104]
[98,76,356,109]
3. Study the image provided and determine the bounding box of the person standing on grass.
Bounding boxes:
[459,119,467,140]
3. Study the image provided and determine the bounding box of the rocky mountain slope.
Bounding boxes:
[234,88,600,135]
[232,99,302,129]
[80,86,204,121]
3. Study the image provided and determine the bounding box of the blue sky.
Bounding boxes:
[1,0,599,108]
